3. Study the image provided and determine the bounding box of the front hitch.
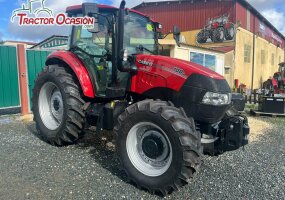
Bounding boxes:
[202,108,250,155]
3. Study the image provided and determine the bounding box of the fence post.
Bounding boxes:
[17,44,29,115]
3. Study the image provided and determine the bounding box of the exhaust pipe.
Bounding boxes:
[117,0,137,73]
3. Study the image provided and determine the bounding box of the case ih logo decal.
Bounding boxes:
[138,60,153,67]
[173,67,185,76]
[11,0,94,28]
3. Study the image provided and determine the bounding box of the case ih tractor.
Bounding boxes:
[197,14,235,44]
[32,1,249,195]
[263,62,285,95]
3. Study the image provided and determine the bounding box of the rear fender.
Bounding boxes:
[46,51,95,98]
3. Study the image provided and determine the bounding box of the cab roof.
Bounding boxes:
[66,4,153,21]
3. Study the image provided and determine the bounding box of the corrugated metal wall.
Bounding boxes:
[0,46,20,109]
[135,0,235,33]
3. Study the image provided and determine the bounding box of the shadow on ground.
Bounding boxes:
[26,122,129,185]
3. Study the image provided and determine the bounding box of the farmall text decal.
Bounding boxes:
[11,0,94,28]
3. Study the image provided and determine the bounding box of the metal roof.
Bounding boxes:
[31,35,68,49]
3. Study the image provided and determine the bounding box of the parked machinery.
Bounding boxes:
[197,13,235,43]
[263,62,285,95]
[32,1,249,195]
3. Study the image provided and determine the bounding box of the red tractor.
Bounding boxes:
[197,13,235,44]
[263,62,285,95]
[32,1,249,195]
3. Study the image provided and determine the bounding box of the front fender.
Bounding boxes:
[46,51,95,98]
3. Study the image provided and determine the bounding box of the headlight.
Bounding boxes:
[202,92,231,105]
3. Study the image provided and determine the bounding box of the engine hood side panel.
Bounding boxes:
[130,54,225,94]
[131,55,232,123]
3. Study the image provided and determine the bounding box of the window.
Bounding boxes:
[124,12,156,55]
[271,53,275,66]
[205,54,216,71]
[190,52,217,71]
[244,44,251,63]
[190,52,204,66]
[261,50,265,64]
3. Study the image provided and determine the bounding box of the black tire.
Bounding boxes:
[32,65,86,146]
[115,99,202,196]
[197,30,207,43]
[224,23,235,40]
[212,27,225,43]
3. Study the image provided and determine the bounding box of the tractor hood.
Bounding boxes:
[135,54,228,92]
[136,54,224,80]
[134,54,231,123]
[170,57,224,80]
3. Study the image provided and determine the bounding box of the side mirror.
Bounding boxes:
[173,26,181,47]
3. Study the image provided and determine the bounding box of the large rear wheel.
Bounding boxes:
[32,65,86,146]
[115,100,202,195]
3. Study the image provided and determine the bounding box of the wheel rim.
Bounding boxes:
[126,122,172,177]
[38,82,64,130]
[229,27,234,37]
[220,30,224,40]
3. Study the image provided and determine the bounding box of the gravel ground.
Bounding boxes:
[0,115,284,200]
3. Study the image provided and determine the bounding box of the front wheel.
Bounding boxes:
[115,100,201,195]
[212,27,225,43]
[224,23,235,40]
[197,30,207,43]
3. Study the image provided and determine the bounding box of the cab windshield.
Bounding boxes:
[71,14,112,57]
[124,12,157,55]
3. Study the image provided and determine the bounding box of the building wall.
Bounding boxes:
[224,50,235,88]
[234,28,253,88]
[136,0,285,90]
[234,27,285,89]
[236,1,284,48]
[253,35,284,88]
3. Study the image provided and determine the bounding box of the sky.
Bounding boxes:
[0,0,284,42]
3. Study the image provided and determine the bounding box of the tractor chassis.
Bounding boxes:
[85,100,249,155]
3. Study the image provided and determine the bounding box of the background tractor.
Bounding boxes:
[197,13,235,44]
[32,1,249,195]
[263,62,285,95]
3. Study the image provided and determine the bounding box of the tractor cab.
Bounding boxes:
[273,62,285,89]
[66,3,162,98]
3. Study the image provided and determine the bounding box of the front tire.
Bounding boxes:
[197,30,207,44]
[225,23,235,40]
[212,27,225,43]
[115,100,201,195]
[32,65,86,146]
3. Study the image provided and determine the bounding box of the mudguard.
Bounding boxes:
[46,51,95,98]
